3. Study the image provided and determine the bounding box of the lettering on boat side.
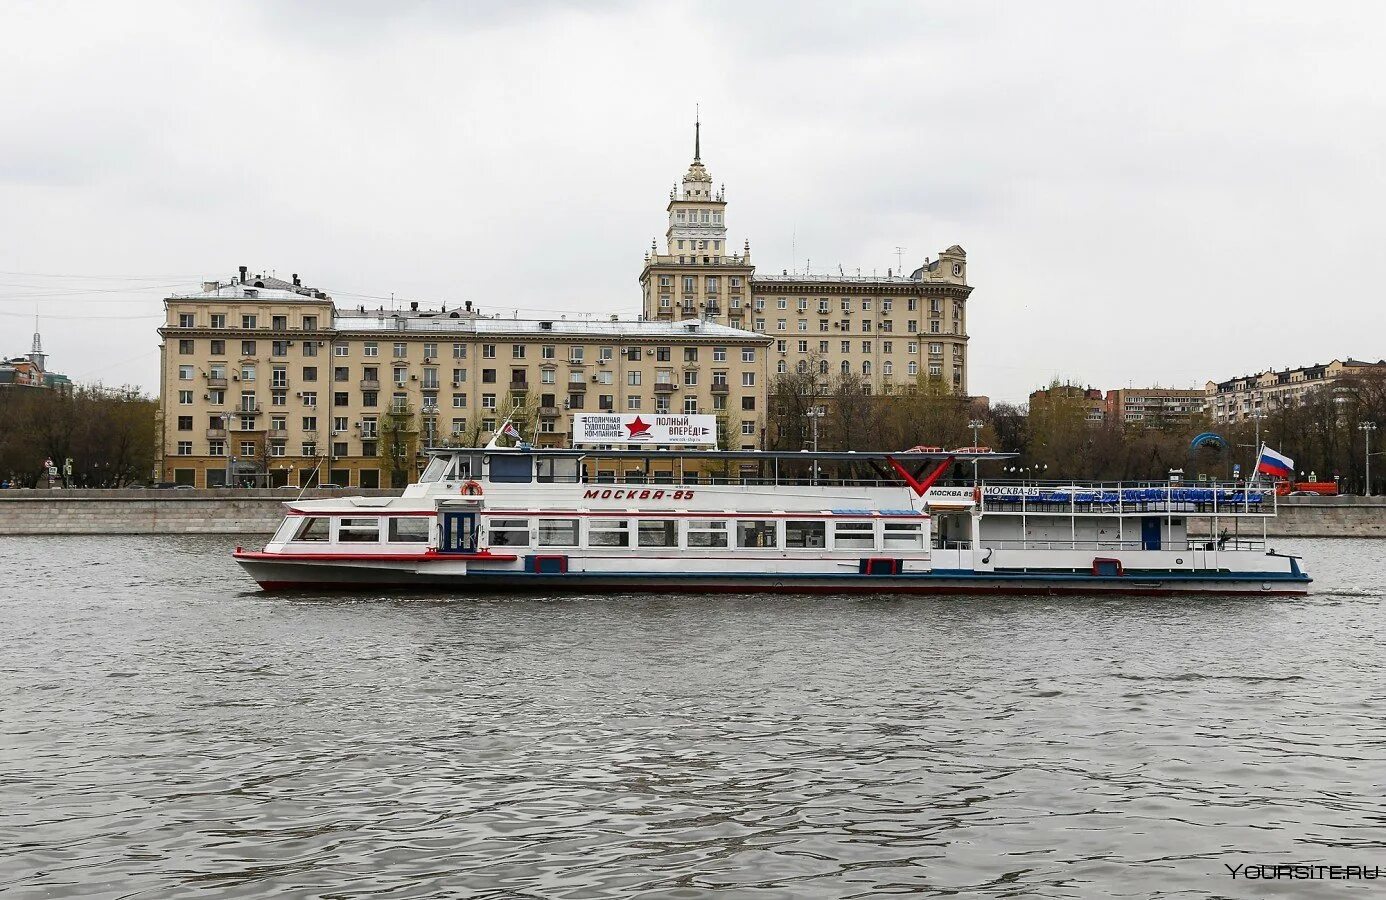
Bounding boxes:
[581,489,695,500]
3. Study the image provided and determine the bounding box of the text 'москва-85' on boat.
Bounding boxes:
[233,416,1310,595]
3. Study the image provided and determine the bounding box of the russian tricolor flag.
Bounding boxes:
[1255,445,1294,479]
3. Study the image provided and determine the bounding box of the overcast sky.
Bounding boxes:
[2,1,1382,403]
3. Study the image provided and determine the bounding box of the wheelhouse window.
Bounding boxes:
[337,518,381,543]
[487,518,530,547]
[883,521,925,550]
[833,521,876,550]
[537,519,579,548]
[637,520,677,548]
[587,519,630,547]
[785,521,827,549]
[388,518,430,543]
[737,520,778,549]
[293,517,331,541]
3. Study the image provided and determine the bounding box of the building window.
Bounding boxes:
[242,315,257,329]
[210,314,226,328]
[176,441,193,456]
[741,348,756,363]
[178,390,193,405]
[482,344,496,359]
[178,339,194,355]
[364,342,378,357]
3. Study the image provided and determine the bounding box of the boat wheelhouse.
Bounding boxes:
[233,446,1310,595]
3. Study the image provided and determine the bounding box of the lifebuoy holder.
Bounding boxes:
[461,480,484,497]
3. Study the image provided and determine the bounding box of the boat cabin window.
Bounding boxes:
[883,521,924,550]
[536,457,579,484]
[833,521,875,550]
[337,517,381,543]
[785,521,827,549]
[687,520,729,548]
[737,520,778,549]
[588,518,630,547]
[488,454,532,484]
[537,519,579,547]
[419,457,450,483]
[293,517,330,541]
[388,517,430,543]
[487,518,530,547]
[637,520,677,548]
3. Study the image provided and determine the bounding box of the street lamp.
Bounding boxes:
[968,418,984,485]
[1249,411,1266,453]
[1361,421,1378,496]
[806,405,825,485]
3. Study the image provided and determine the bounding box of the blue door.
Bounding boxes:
[1141,517,1161,551]
[441,512,477,553]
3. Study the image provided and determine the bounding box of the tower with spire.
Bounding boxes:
[29,316,47,373]
[640,114,754,325]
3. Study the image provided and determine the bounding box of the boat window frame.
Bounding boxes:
[387,516,431,543]
[882,520,925,550]
[736,519,779,550]
[336,516,382,544]
[686,519,729,548]
[785,520,827,549]
[636,519,678,548]
[486,517,532,548]
[291,516,331,542]
[832,520,877,551]
[586,518,630,548]
[536,518,580,548]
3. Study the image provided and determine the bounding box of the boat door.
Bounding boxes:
[440,511,478,553]
[1140,517,1162,551]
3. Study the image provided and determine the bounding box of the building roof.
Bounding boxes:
[168,283,331,303]
[332,314,771,341]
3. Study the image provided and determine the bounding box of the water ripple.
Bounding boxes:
[0,536,1382,898]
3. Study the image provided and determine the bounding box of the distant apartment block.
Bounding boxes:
[1205,359,1386,424]
[1028,385,1107,422]
[1105,388,1205,425]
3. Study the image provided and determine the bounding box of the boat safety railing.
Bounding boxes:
[978,538,1266,552]
[978,480,1273,516]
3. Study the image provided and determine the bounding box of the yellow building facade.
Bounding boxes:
[158,272,770,487]
[639,123,973,395]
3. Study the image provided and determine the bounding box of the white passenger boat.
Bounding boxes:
[233,444,1310,595]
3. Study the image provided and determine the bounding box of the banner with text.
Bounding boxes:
[573,413,718,446]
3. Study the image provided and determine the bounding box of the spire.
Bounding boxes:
[694,105,701,163]
[31,315,42,355]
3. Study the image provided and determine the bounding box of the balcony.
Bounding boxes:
[268,428,288,439]
[206,377,227,388]
[230,422,265,433]
[205,428,227,440]
[704,305,722,316]
[566,382,587,393]
[539,406,560,417]
[654,382,676,393]
[711,383,730,394]
[237,403,262,415]
[360,379,380,390]
[509,381,529,392]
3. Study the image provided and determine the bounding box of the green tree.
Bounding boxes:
[381,402,419,488]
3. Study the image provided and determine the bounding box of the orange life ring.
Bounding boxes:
[461,480,484,497]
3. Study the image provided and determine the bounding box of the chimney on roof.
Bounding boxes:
[465,301,473,312]
[238,265,247,284]
[410,301,419,312]
[292,273,300,286]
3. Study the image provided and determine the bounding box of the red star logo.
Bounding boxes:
[625,416,652,437]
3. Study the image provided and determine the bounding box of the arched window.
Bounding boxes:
[841,360,851,374]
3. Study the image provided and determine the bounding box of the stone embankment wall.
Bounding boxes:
[0,491,1382,537]
[0,488,400,535]
[1185,496,1386,538]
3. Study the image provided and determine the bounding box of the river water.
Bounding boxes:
[1,536,1383,899]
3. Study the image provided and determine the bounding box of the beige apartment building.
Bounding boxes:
[158,271,770,487]
[638,123,973,395]
[1206,358,1386,425]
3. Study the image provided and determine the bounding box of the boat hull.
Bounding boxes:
[234,557,1311,596]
